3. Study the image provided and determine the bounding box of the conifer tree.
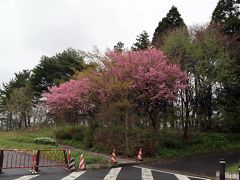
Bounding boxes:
[211,0,240,34]
[114,41,125,52]
[131,31,150,51]
[211,0,240,131]
[152,6,186,48]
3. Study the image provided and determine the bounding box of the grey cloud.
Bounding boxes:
[0,0,219,85]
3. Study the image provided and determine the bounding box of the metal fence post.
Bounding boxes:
[0,150,3,173]
[219,159,226,180]
[238,166,240,180]
[63,149,69,169]
[35,150,40,171]
[63,150,68,167]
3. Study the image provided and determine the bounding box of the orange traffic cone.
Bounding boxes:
[66,150,76,171]
[137,148,143,161]
[78,154,86,170]
[111,149,117,164]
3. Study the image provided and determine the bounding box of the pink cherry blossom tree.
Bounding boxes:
[43,78,91,123]
[43,48,187,130]
[102,48,188,131]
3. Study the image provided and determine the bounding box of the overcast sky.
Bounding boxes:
[0,0,219,86]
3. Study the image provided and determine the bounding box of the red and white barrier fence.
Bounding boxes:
[0,149,69,173]
[0,149,33,170]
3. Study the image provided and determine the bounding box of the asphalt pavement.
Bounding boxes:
[148,150,240,177]
[0,166,210,180]
[1,149,239,179]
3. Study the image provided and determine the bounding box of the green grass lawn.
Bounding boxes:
[0,128,108,165]
[0,128,56,149]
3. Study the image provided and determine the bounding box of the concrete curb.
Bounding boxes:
[216,170,239,180]
[85,161,141,170]
[73,161,141,170]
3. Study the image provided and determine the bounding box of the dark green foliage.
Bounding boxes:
[113,41,125,52]
[131,31,150,51]
[55,128,73,140]
[0,70,34,130]
[55,125,240,158]
[191,133,229,149]
[131,128,157,156]
[152,6,186,48]
[157,133,235,158]
[31,48,85,95]
[210,0,240,132]
[54,126,92,149]
[1,70,32,104]
[159,133,184,149]
[163,26,236,134]
[55,126,85,140]
[211,1,240,130]
[211,0,240,34]
[220,85,240,133]
[94,125,126,153]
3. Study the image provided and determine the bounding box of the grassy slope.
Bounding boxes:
[2,127,240,165]
[0,128,56,149]
[0,128,108,165]
[157,132,240,159]
[56,126,240,159]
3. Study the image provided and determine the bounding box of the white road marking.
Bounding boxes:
[14,175,39,180]
[142,168,154,180]
[134,166,210,180]
[103,167,122,180]
[175,174,191,180]
[61,171,86,180]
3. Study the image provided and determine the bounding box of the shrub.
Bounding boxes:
[33,137,56,145]
[159,133,184,149]
[226,160,240,173]
[72,131,84,141]
[94,125,126,154]
[192,133,229,149]
[55,127,73,140]
[54,126,85,140]
[54,124,237,159]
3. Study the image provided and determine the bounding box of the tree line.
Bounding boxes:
[0,0,239,140]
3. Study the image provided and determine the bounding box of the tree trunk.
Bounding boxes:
[206,86,212,120]
[7,112,12,130]
[124,110,129,156]
[148,108,159,133]
[184,88,190,138]
[18,114,22,130]
[180,91,184,130]
[27,112,31,128]
[169,103,175,128]
[22,112,27,129]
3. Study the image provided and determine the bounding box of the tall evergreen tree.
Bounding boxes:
[31,48,85,95]
[114,41,125,52]
[0,70,33,130]
[211,0,240,34]
[211,0,240,132]
[1,70,32,104]
[152,6,186,48]
[131,31,150,51]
